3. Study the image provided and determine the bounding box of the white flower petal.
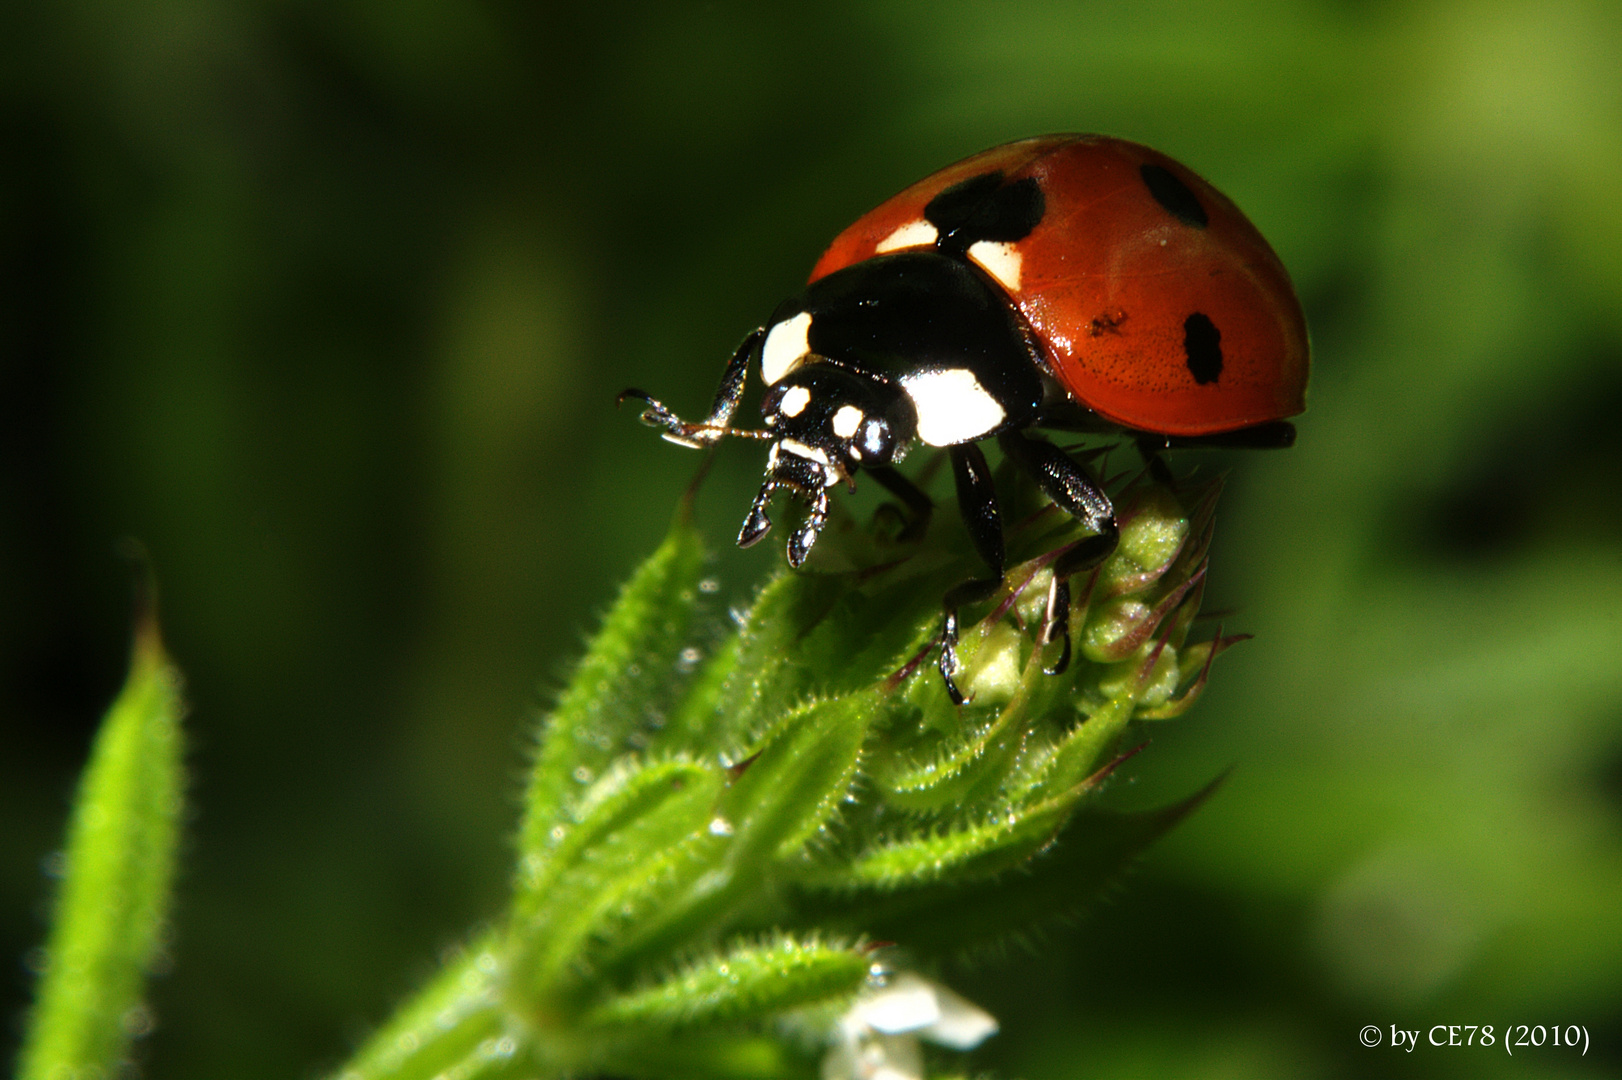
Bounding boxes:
[916,982,999,1049]
[824,970,998,1080]
[854,974,941,1034]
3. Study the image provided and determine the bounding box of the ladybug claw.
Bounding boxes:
[1043,630,1071,676]
[938,643,967,706]
[936,608,968,705]
[1040,571,1072,676]
[737,504,772,548]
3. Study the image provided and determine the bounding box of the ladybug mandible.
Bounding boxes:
[622,135,1308,702]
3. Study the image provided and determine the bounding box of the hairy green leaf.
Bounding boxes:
[520,518,706,861]
[801,787,1087,892]
[585,693,877,978]
[512,764,726,1003]
[721,693,874,861]
[801,779,1225,957]
[516,757,717,918]
[584,934,866,1029]
[17,613,185,1080]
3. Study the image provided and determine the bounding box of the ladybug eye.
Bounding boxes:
[830,405,863,439]
[861,419,890,459]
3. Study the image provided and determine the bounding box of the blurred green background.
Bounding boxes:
[4,1,1620,1077]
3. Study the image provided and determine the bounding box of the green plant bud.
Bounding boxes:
[1096,484,1192,597]
[1098,639,1183,710]
[1079,569,1202,664]
[1081,596,1156,662]
[955,620,1026,705]
[1011,564,1057,629]
[1134,632,1248,721]
[329,462,1252,1080]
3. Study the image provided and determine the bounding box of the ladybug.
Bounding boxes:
[622,135,1308,702]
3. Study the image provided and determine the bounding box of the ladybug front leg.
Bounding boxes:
[619,328,766,447]
[998,431,1120,674]
[938,443,1006,705]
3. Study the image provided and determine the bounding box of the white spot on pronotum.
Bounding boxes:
[760,310,813,385]
[831,404,863,438]
[876,219,939,252]
[779,437,831,465]
[708,816,734,836]
[780,385,811,417]
[967,240,1022,291]
[899,368,1006,446]
[776,439,842,486]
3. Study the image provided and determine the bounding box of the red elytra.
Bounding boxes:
[808,134,1309,437]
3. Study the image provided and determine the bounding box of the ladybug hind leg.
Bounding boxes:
[998,430,1121,676]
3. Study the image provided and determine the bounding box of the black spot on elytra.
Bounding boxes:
[1183,312,1222,383]
[924,171,1045,254]
[1141,164,1208,228]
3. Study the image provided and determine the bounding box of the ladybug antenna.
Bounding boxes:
[617,388,773,448]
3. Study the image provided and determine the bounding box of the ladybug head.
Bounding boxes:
[738,365,916,566]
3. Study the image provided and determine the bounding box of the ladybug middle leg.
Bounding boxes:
[938,443,1006,704]
[997,430,1120,675]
